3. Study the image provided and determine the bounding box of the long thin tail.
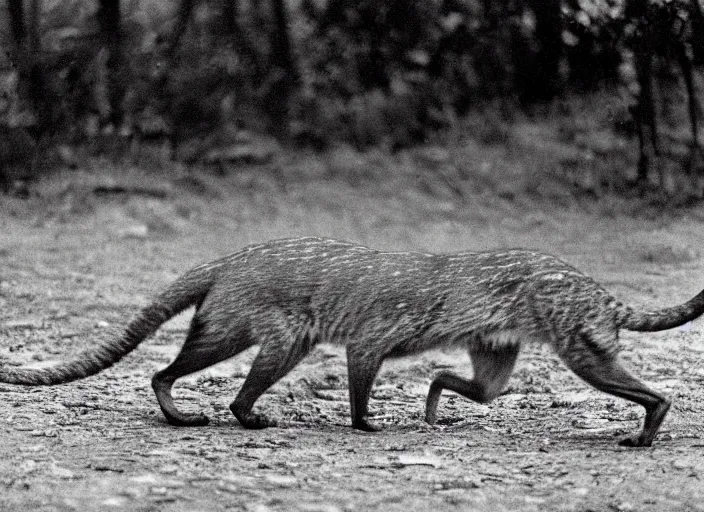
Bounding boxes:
[621,288,704,332]
[0,265,215,385]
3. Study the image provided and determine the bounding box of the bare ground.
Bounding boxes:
[1,151,704,512]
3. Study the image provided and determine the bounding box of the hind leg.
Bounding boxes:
[426,343,519,425]
[152,316,254,426]
[558,332,671,447]
[229,335,312,429]
[346,345,384,432]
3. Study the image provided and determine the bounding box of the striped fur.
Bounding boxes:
[2,237,701,445]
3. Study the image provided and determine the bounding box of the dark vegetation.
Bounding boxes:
[0,0,703,196]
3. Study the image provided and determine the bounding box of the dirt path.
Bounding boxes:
[1,169,703,512]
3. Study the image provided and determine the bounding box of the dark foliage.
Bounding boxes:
[0,0,701,164]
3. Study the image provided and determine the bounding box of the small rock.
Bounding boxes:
[52,465,76,480]
[5,318,43,329]
[396,454,443,468]
[161,479,185,489]
[550,392,592,408]
[19,459,37,473]
[613,501,635,512]
[433,477,481,490]
[245,504,275,512]
[30,429,58,437]
[102,497,129,507]
[383,444,408,452]
[572,418,610,429]
[264,474,298,487]
[130,473,158,484]
[298,504,343,512]
[673,459,689,470]
[158,465,179,475]
[120,225,149,239]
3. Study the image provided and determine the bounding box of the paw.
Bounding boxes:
[167,413,210,427]
[352,417,382,432]
[238,412,277,430]
[425,410,438,425]
[618,435,651,448]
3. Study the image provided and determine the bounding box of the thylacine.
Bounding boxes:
[1,237,703,447]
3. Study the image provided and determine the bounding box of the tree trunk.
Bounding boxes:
[523,0,562,100]
[689,0,704,63]
[270,0,298,82]
[223,0,265,77]
[266,0,298,137]
[222,0,237,36]
[24,0,50,133]
[167,0,194,59]
[97,0,123,126]
[8,0,26,47]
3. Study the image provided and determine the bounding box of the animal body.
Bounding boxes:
[2,237,703,447]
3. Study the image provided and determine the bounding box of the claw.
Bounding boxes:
[352,417,382,432]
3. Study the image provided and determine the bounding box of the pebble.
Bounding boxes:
[160,479,186,489]
[5,318,43,329]
[20,459,37,473]
[159,465,180,475]
[613,502,635,512]
[131,473,158,484]
[673,459,689,470]
[264,474,298,487]
[245,504,275,512]
[120,225,149,239]
[30,429,58,437]
[298,504,343,512]
[572,418,610,429]
[102,497,129,507]
[52,465,76,480]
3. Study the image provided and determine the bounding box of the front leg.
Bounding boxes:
[346,346,383,432]
[426,344,519,424]
[425,371,486,424]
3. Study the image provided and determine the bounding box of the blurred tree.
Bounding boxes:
[167,0,195,59]
[625,0,702,183]
[219,0,263,76]
[6,0,48,134]
[2,0,700,178]
[0,68,36,194]
[523,0,562,100]
[8,0,25,45]
[96,0,124,127]
[562,0,622,90]
[265,0,298,137]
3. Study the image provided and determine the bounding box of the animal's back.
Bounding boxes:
[197,237,612,354]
